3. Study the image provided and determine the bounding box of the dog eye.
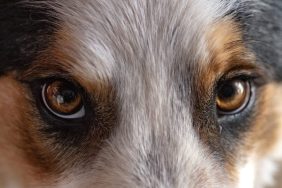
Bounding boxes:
[41,80,85,119]
[216,79,251,115]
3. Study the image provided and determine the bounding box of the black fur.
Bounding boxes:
[235,0,282,81]
[0,0,54,75]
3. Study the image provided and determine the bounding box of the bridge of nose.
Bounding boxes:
[110,72,222,187]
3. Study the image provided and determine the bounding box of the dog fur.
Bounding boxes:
[0,0,282,187]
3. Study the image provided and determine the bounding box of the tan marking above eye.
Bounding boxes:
[216,79,250,114]
[42,80,85,118]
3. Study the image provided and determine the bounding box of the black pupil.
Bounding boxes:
[57,86,77,104]
[218,82,236,100]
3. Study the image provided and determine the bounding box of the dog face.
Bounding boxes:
[1,0,282,187]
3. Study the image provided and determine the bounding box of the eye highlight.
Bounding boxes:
[216,78,251,115]
[42,80,85,119]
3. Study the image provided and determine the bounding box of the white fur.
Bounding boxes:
[43,0,238,187]
[24,0,281,187]
[238,156,256,188]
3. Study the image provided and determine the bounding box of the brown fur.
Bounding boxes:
[0,74,57,186]
[196,19,273,183]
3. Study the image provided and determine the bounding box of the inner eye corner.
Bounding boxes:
[41,79,86,120]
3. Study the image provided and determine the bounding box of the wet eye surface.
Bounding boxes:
[26,77,96,144]
[216,78,251,116]
[42,80,85,119]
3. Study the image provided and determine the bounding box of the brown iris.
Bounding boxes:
[216,79,250,114]
[42,80,84,118]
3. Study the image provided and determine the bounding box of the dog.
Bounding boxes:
[1,0,282,187]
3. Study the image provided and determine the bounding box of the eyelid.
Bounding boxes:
[220,71,258,81]
[227,65,268,79]
[215,68,268,89]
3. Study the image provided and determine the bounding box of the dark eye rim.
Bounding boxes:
[29,77,94,127]
[41,81,85,118]
[215,74,256,118]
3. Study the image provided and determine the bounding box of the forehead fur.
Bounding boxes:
[12,0,274,187]
[26,0,241,187]
[2,0,281,187]
[37,0,238,81]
